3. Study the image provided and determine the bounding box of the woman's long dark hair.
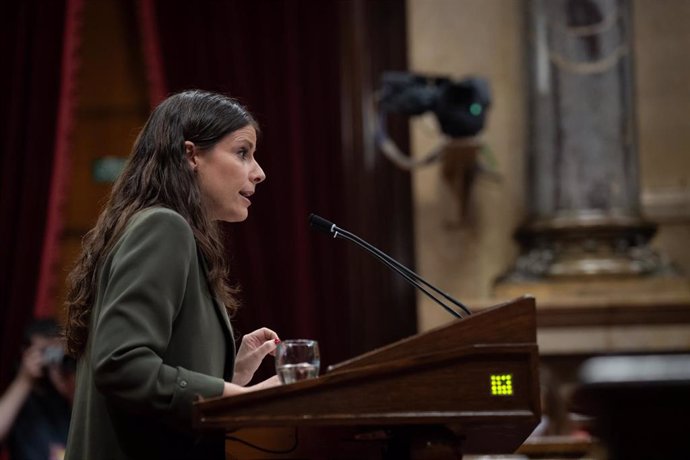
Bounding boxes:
[65,90,258,358]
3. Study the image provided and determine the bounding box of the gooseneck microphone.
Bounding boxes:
[309,214,472,319]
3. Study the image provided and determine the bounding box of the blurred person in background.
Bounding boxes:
[0,319,75,460]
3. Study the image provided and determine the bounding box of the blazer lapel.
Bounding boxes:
[196,248,236,354]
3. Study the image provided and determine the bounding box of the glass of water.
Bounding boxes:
[275,339,320,384]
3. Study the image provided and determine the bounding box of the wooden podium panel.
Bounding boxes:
[195,296,541,459]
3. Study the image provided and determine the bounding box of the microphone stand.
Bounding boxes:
[309,214,472,319]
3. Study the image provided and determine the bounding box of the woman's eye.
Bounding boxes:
[237,149,248,159]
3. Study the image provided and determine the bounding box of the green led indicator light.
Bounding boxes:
[469,103,483,116]
[491,374,513,396]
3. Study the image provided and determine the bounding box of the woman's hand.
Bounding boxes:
[232,328,280,386]
[222,375,281,397]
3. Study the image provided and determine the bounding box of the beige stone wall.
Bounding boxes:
[407,0,690,342]
[407,0,527,331]
[635,0,690,273]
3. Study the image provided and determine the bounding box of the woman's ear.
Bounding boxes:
[184,140,198,171]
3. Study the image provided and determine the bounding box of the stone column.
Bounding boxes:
[504,0,663,280]
[490,0,690,374]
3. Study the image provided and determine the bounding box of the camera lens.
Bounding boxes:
[42,346,65,366]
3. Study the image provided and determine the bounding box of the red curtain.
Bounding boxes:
[0,0,81,390]
[138,0,417,372]
[34,0,84,319]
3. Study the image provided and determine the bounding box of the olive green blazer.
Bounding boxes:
[65,207,235,460]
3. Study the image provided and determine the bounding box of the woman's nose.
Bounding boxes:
[252,161,266,184]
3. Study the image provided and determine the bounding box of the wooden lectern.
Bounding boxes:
[195,296,541,459]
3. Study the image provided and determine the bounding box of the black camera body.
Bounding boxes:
[378,72,491,138]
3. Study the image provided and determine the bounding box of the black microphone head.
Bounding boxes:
[308,214,336,234]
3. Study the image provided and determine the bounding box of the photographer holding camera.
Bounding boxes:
[0,319,74,460]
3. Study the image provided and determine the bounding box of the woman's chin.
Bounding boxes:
[219,210,249,223]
